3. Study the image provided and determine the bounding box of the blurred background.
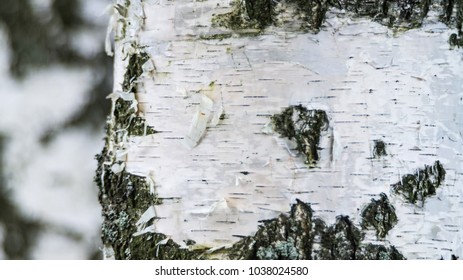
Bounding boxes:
[0,0,112,259]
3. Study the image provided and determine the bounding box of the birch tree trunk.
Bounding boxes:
[96,0,463,260]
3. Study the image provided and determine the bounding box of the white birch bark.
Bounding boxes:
[101,0,463,259]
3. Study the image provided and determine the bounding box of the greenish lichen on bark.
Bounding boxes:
[271,105,329,166]
[392,160,446,206]
[229,199,405,260]
[360,193,398,239]
[96,149,153,258]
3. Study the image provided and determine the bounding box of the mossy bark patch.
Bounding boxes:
[271,105,329,165]
[392,161,446,206]
[229,200,405,260]
[361,193,398,239]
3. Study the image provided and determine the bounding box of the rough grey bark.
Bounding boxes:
[96,0,462,259]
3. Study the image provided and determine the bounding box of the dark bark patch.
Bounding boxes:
[318,215,363,259]
[287,0,330,31]
[373,139,387,158]
[229,199,405,259]
[449,33,463,47]
[212,0,461,36]
[392,160,446,206]
[212,0,276,31]
[361,193,398,239]
[271,105,329,166]
[117,51,157,137]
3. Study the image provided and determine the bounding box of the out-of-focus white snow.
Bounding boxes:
[0,0,111,259]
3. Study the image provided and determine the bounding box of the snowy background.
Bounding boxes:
[0,0,111,259]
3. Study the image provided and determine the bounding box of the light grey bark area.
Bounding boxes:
[97,0,463,259]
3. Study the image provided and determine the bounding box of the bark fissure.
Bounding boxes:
[213,0,463,44]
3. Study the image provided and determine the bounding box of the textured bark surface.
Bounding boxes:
[97,0,463,259]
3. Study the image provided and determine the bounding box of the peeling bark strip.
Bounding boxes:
[271,105,329,165]
[96,0,165,259]
[392,161,446,206]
